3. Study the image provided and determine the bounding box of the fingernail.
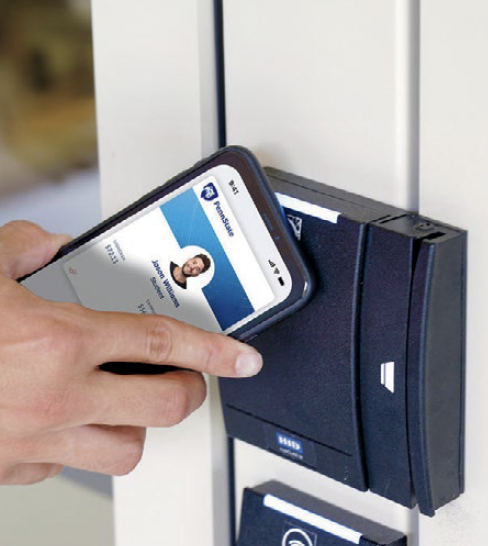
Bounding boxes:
[235,351,263,377]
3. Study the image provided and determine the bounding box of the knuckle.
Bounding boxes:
[111,429,145,476]
[158,376,206,427]
[1,220,44,239]
[192,372,207,402]
[200,337,226,376]
[161,385,194,427]
[146,324,173,364]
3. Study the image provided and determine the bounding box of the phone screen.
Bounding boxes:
[22,163,294,336]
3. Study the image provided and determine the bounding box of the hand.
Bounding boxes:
[0,221,263,484]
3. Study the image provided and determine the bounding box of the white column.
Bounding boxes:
[419,0,488,544]
[91,2,225,545]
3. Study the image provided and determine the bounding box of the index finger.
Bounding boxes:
[85,309,263,378]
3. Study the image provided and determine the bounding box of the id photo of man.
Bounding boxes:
[170,253,212,289]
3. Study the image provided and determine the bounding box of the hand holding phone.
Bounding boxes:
[0,147,312,483]
[0,220,264,484]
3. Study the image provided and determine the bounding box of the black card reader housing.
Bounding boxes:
[238,481,407,546]
[219,168,466,516]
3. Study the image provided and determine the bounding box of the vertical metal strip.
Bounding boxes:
[227,437,237,545]
[215,2,234,543]
[214,0,227,147]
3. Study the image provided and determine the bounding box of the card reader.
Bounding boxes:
[219,167,466,516]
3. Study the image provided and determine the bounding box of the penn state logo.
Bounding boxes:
[201,182,218,201]
[282,528,314,546]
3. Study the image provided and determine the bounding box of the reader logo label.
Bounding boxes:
[265,424,317,466]
[282,527,316,546]
[201,182,218,201]
[276,432,303,455]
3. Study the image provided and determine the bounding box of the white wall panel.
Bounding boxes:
[224,0,419,542]
[92,0,218,216]
[224,0,419,208]
[92,2,224,545]
[419,0,488,544]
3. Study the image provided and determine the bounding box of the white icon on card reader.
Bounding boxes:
[282,528,314,546]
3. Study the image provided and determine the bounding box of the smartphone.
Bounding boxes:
[21,146,313,343]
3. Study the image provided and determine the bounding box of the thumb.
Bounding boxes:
[0,221,71,279]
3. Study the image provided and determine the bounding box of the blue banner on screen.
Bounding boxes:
[161,189,254,331]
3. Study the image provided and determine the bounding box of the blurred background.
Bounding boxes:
[0,1,113,544]
[0,0,96,194]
